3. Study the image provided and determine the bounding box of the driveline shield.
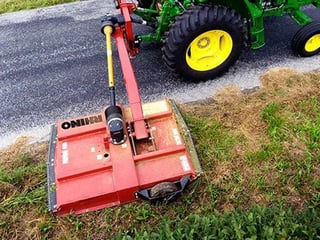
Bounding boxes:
[105,105,125,144]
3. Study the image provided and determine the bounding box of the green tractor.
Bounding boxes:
[129,0,320,81]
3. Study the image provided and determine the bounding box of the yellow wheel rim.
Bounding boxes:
[305,33,320,52]
[186,30,233,71]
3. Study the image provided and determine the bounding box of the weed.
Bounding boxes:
[206,182,223,206]
[185,115,238,168]
[276,159,290,173]
[262,103,287,140]
[312,178,320,190]
[231,170,242,183]
[39,221,53,239]
[134,204,155,222]
[245,142,283,164]
[114,205,320,239]
[0,168,11,183]
[310,192,320,208]
[251,175,266,190]
[0,185,46,210]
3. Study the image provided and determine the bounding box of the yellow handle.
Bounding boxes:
[103,26,114,88]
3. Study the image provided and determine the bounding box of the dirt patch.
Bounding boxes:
[183,67,320,209]
[185,67,320,151]
[0,137,48,171]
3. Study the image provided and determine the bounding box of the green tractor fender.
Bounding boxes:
[134,0,320,82]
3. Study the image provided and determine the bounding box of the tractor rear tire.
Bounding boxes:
[291,22,320,57]
[138,0,153,8]
[162,5,247,82]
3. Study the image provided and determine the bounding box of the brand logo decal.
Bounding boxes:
[61,115,103,130]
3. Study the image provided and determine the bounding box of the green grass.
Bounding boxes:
[0,70,320,237]
[184,116,239,168]
[0,0,78,14]
[113,206,320,239]
[3,0,320,238]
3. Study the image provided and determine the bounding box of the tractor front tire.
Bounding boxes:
[291,22,320,57]
[162,5,247,82]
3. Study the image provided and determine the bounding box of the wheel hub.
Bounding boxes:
[197,37,210,48]
[305,33,320,52]
[186,30,233,71]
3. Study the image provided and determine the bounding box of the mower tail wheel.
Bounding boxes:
[291,21,320,57]
[150,182,179,198]
[162,5,247,82]
[136,176,191,203]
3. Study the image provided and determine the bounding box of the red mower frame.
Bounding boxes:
[47,0,202,216]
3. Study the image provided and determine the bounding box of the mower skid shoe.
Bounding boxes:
[47,124,58,212]
[169,99,202,175]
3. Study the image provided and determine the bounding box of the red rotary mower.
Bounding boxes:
[46,0,202,216]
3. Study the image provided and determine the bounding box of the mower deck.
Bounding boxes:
[47,99,201,216]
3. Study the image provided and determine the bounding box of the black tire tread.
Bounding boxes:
[162,4,247,82]
[291,21,320,57]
